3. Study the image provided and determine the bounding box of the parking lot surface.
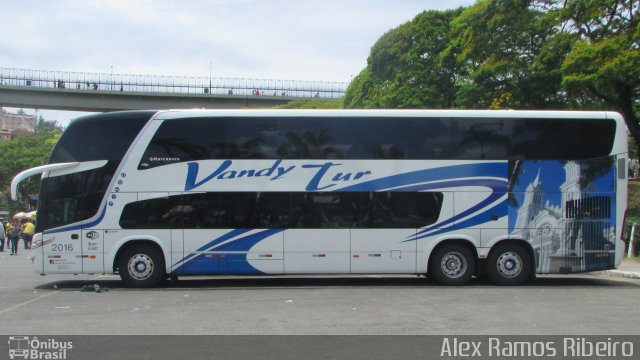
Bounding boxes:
[1,249,640,335]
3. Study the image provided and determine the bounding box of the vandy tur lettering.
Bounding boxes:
[184,159,372,191]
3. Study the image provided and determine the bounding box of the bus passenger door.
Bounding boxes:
[81,229,104,274]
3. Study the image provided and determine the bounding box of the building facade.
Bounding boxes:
[0,108,36,139]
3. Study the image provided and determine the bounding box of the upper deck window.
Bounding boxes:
[50,111,153,163]
[139,116,616,169]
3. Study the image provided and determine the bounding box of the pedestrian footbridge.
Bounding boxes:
[0,67,347,111]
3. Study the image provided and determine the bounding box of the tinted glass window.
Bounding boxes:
[291,192,370,228]
[51,111,153,163]
[119,195,183,229]
[509,119,615,160]
[369,192,442,228]
[139,116,616,168]
[37,162,118,232]
[120,192,443,229]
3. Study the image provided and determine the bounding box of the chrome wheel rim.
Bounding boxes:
[496,252,522,278]
[441,252,468,278]
[128,254,154,280]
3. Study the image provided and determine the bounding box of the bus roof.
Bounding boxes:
[146,109,622,121]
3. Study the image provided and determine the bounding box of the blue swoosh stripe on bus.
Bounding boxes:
[171,228,255,269]
[390,178,506,193]
[408,200,508,241]
[173,252,264,275]
[173,228,284,274]
[172,229,284,270]
[333,163,509,241]
[377,178,507,241]
[336,162,507,192]
[412,181,507,237]
[194,228,252,252]
[171,228,248,268]
[212,228,284,252]
[375,178,507,239]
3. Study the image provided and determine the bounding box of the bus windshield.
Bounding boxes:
[36,111,153,232]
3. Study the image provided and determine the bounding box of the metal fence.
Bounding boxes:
[0,67,348,99]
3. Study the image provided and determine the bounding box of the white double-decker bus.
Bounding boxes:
[12,110,628,287]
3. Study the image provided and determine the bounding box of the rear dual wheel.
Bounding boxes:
[486,243,532,286]
[429,242,533,286]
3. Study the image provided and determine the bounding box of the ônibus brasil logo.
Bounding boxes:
[7,336,72,360]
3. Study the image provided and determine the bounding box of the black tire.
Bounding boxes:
[486,243,532,286]
[118,244,166,288]
[429,243,475,286]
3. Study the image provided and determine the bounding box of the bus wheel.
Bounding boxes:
[486,243,531,286]
[118,244,166,288]
[429,244,475,286]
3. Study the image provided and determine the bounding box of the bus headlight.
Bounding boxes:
[31,238,44,250]
[31,234,53,250]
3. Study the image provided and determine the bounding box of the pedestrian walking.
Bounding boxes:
[7,221,21,255]
[5,221,12,253]
[0,219,5,252]
[22,220,35,250]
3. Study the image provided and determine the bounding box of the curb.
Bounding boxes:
[602,270,640,279]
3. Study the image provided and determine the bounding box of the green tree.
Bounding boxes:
[446,0,570,109]
[0,121,61,212]
[339,0,640,150]
[343,9,464,109]
[552,0,640,151]
[344,1,575,111]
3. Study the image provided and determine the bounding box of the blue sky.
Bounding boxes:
[1,0,475,126]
